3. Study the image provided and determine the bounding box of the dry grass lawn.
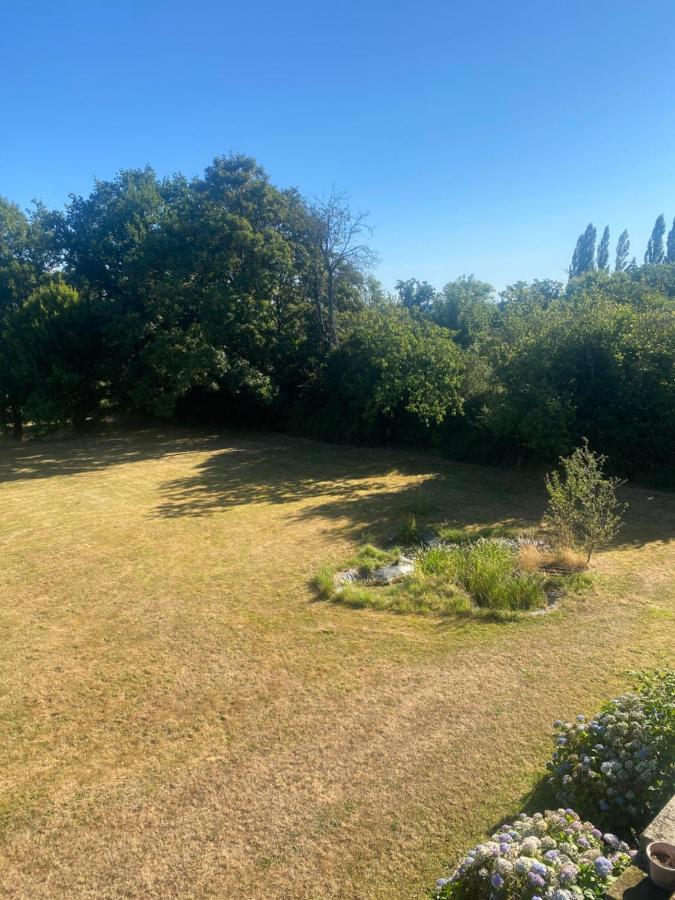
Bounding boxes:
[0,427,673,899]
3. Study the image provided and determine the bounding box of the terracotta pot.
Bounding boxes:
[646,841,675,891]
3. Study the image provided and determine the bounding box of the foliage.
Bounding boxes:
[614,229,630,272]
[668,218,675,264]
[430,275,496,346]
[596,226,610,273]
[544,442,627,560]
[479,291,675,476]
[433,809,634,899]
[1,161,674,486]
[301,306,464,443]
[645,214,667,265]
[548,669,675,835]
[569,223,597,277]
[0,279,103,435]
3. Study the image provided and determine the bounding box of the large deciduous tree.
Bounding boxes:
[305,191,374,348]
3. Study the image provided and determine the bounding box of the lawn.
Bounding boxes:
[0,427,673,899]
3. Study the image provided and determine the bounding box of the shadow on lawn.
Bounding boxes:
[486,774,559,834]
[0,426,671,548]
[0,427,220,483]
[151,438,539,540]
[150,438,674,547]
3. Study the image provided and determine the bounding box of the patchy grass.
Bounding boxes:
[322,533,584,616]
[0,426,673,899]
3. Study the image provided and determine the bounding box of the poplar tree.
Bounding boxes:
[614,229,630,272]
[569,224,597,277]
[597,226,610,272]
[644,214,666,264]
[667,217,675,263]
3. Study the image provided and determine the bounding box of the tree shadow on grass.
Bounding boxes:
[1,425,671,550]
[150,435,674,549]
[151,436,541,542]
[0,426,220,484]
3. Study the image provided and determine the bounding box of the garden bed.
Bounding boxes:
[315,528,591,618]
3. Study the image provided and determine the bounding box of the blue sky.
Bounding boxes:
[2,0,674,291]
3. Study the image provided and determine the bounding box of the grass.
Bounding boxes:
[321,534,586,616]
[0,426,673,899]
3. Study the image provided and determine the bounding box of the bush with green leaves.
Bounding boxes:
[547,669,675,835]
[544,441,627,561]
[433,809,634,899]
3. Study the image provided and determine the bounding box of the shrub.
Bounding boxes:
[544,441,627,561]
[433,809,633,899]
[547,669,675,835]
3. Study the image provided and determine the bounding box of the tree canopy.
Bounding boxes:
[1,158,673,483]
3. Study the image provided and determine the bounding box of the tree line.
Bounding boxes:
[1,154,673,481]
[569,214,675,277]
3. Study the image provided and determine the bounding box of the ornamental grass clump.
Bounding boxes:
[431,540,547,611]
[433,809,633,900]
[548,669,675,835]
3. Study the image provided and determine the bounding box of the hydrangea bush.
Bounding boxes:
[548,669,675,834]
[433,810,633,899]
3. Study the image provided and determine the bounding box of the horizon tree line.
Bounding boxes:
[569,214,675,278]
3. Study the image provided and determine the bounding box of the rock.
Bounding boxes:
[334,568,359,592]
[370,556,414,585]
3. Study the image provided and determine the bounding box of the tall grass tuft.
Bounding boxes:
[313,565,336,599]
[420,540,547,611]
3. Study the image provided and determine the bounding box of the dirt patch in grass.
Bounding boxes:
[0,427,673,898]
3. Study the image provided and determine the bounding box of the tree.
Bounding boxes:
[597,225,610,272]
[569,224,596,277]
[395,278,435,310]
[0,280,103,437]
[544,440,627,561]
[645,214,666,264]
[306,190,374,347]
[430,275,495,346]
[615,229,630,272]
[499,280,564,310]
[667,217,675,263]
[305,306,465,443]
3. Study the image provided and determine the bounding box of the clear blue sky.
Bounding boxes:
[2,0,674,291]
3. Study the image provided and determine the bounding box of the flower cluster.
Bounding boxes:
[547,670,675,833]
[433,810,633,899]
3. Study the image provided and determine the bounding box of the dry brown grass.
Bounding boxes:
[0,427,673,899]
[516,543,546,572]
[517,544,588,575]
[543,546,589,573]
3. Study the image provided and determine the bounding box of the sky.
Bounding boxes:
[2,0,675,292]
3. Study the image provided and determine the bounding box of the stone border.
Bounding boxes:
[606,794,675,898]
